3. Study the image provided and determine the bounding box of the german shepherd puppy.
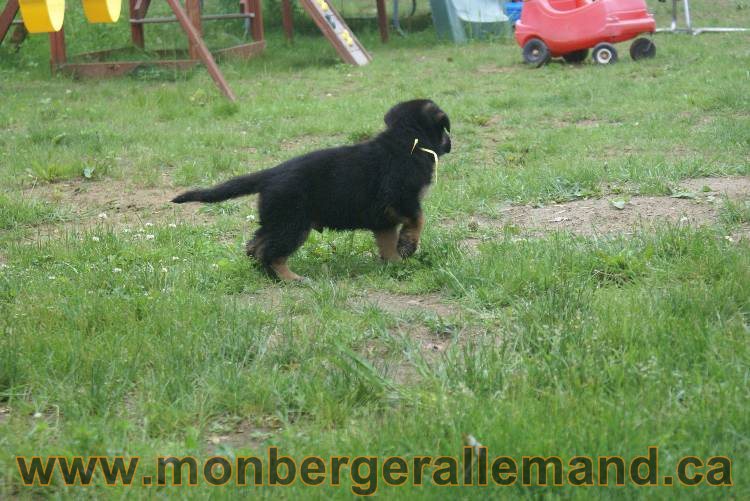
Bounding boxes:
[172,99,451,281]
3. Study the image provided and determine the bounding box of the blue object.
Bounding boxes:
[503,1,523,26]
[430,0,510,42]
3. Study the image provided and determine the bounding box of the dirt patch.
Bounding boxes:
[359,291,458,318]
[501,195,717,234]
[400,324,455,355]
[205,416,282,455]
[458,176,750,243]
[21,179,225,238]
[230,288,287,310]
[545,115,624,129]
[362,323,464,385]
[353,291,465,384]
[679,177,750,199]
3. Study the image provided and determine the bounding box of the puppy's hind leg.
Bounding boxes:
[397,211,425,258]
[246,228,268,259]
[374,227,401,262]
[260,225,311,282]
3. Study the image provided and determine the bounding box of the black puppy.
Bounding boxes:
[172,99,451,281]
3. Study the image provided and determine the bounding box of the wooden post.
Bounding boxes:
[165,0,237,101]
[0,0,19,45]
[281,0,293,41]
[245,0,264,42]
[129,0,151,49]
[49,28,66,69]
[186,0,202,60]
[376,0,388,42]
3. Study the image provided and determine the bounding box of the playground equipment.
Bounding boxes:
[656,0,749,35]
[16,0,66,32]
[2,0,373,99]
[430,0,509,43]
[278,0,376,64]
[304,0,371,65]
[1,0,265,100]
[392,0,416,35]
[515,0,656,67]
[82,0,121,23]
[504,1,522,26]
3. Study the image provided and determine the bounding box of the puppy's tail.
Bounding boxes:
[172,172,267,204]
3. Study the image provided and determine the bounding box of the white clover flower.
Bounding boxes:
[145,222,154,227]
[92,236,100,242]
[113,268,122,273]
[145,234,155,240]
[172,256,180,261]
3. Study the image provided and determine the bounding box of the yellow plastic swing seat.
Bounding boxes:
[82,0,121,23]
[18,0,65,33]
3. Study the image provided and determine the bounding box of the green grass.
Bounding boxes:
[1,1,749,498]
[720,196,750,225]
[0,192,67,230]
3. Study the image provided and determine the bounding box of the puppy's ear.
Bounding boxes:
[384,104,405,128]
[437,112,450,133]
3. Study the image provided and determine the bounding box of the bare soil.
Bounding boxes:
[355,291,473,384]
[456,177,750,246]
[204,416,282,455]
[358,291,458,318]
[23,179,220,238]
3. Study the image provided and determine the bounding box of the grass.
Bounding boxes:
[1,1,749,498]
[720,196,750,225]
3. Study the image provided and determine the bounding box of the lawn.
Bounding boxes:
[1,0,749,498]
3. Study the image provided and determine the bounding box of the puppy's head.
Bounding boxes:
[384,100,451,155]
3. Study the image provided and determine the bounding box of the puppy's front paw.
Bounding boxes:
[246,238,264,259]
[397,236,418,258]
[245,240,256,257]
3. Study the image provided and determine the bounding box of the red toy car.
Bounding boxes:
[514,0,657,66]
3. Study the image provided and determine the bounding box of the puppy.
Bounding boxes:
[172,99,451,281]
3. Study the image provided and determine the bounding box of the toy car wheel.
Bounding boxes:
[630,37,656,61]
[563,49,589,64]
[522,38,550,68]
[592,43,618,65]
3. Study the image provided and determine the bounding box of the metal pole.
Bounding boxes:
[683,0,692,32]
[658,0,748,35]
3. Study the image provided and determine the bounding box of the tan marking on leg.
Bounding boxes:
[374,227,401,262]
[398,212,425,258]
[270,257,305,282]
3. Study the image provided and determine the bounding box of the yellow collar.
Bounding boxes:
[411,138,438,182]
